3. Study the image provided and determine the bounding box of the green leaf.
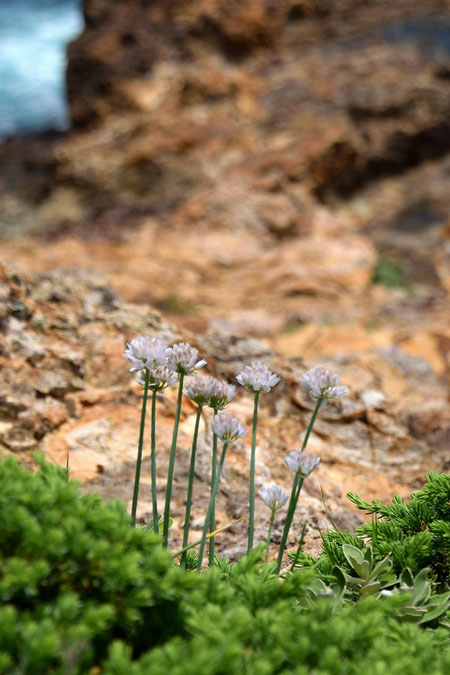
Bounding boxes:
[417,593,450,624]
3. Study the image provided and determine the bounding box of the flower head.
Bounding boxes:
[208,379,236,410]
[184,376,236,409]
[258,485,288,511]
[184,376,217,406]
[285,449,320,477]
[211,411,247,444]
[300,367,347,403]
[137,365,177,392]
[168,342,207,376]
[236,361,281,394]
[124,336,171,373]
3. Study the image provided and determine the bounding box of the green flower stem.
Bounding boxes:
[131,369,150,526]
[275,473,300,573]
[290,522,307,571]
[150,389,159,534]
[181,405,203,568]
[197,442,229,572]
[300,397,322,451]
[209,408,218,567]
[275,396,323,572]
[247,391,260,553]
[265,504,276,563]
[162,372,185,547]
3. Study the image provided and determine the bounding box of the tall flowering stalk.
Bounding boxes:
[259,485,288,563]
[237,362,280,553]
[162,343,206,547]
[275,367,347,573]
[196,412,247,571]
[181,376,234,567]
[123,336,172,526]
[207,380,235,566]
[136,366,177,532]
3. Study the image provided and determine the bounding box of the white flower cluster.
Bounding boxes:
[168,342,207,376]
[258,485,288,511]
[123,336,172,373]
[285,449,320,477]
[136,365,178,392]
[300,367,347,402]
[236,361,281,394]
[124,337,207,389]
[184,376,236,409]
[211,412,248,444]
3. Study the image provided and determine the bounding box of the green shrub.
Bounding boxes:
[295,472,450,588]
[0,456,198,673]
[1,458,449,674]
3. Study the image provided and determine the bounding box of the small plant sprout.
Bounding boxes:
[197,412,247,571]
[259,485,288,562]
[237,361,280,553]
[276,366,346,573]
[124,336,172,527]
[137,366,177,533]
[162,342,207,547]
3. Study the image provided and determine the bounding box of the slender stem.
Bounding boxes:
[275,473,300,573]
[300,397,322,451]
[197,442,229,572]
[209,408,218,567]
[162,372,185,546]
[181,405,203,568]
[66,449,69,483]
[265,505,276,563]
[275,397,323,572]
[150,389,159,534]
[290,522,307,571]
[247,391,260,553]
[131,369,150,526]
[173,518,241,560]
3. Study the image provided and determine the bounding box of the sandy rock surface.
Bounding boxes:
[0,262,447,562]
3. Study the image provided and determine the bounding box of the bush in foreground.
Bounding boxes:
[0,457,449,674]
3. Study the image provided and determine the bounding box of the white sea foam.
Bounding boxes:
[0,0,83,137]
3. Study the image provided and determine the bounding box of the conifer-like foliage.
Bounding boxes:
[1,457,449,674]
[0,456,197,673]
[348,471,450,585]
[295,472,450,588]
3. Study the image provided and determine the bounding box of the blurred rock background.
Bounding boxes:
[0,0,449,559]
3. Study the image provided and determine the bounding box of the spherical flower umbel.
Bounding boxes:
[285,449,320,477]
[168,342,207,376]
[300,367,347,402]
[184,376,236,409]
[136,366,177,392]
[124,336,172,373]
[258,485,288,511]
[208,379,236,410]
[236,361,281,394]
[184,376,217,406]
[211,411,247,444]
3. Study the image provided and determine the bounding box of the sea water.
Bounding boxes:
[0,0,83,138]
